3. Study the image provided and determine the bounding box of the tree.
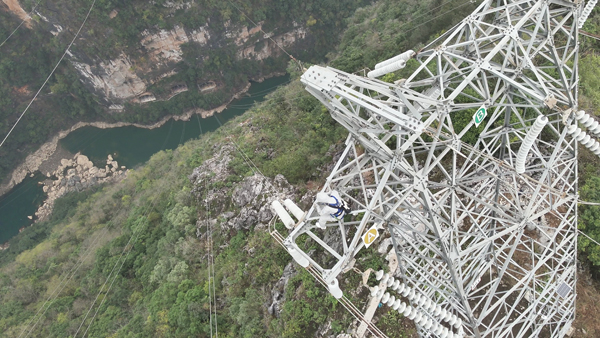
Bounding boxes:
[578,176,600,272]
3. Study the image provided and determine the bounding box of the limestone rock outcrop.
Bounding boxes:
[35,154,128,222]
[69,21,305,103]
[268,262,297,316]
[189,144,296,231]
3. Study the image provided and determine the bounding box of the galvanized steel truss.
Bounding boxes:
[280,0,587,337]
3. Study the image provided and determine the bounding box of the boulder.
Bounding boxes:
[61,158,71,167]
[76,154,92,166]
[234,209,258,230]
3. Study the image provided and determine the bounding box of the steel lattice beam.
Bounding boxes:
[275,0,587,337]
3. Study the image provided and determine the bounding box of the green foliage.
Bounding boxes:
[226,80,347,184]
[0,0,367,185]
[580,53,600,107]
[229,288,266,338]
[331,0,478,72]
[378,308,416,338]
[7,1,586,337]
[579,177,600,270]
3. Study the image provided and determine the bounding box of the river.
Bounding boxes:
[0,75,290,244]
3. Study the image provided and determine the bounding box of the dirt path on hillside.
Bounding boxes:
[2,0,32,27]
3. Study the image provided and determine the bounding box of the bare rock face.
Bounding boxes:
[68,19,305,104]
[71,55,146,100]
[237,26,307,61]
[141,25,210,65]
[189,144,297,231]
[268,262,297,317]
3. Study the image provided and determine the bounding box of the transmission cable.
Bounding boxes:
[578,229,600,248]
[213,114,263,177]
[197,112,218,337]
[0,0,97,148]
[400,0,478,39]
[388,0,467,36]
[226,0,303,71]
[204,153,214,338]
[205,171,219,337]
[0,0,43,48]
[580,29,600,42]
[233,79,292,100]
[74,120,185,337]
[20,222,115,338]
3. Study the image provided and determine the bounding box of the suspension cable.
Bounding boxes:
[0,0,97,148]
[226,0,303,71]
[0,0,43,48]
[74,120,186,337]
[209,187,218,337]
[579,229,600,248]
[198,112,218,337]
[206,181,214,338]
[213,114,263,177]
[19,225,113,338]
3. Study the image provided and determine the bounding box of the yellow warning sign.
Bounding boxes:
[363,226,379,248]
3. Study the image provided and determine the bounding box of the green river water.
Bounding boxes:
[0,75,289,244]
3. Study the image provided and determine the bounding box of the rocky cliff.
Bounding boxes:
[68,20,305,104]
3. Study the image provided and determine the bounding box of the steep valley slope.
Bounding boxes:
[2,1,600,338]
[0,0,367,194]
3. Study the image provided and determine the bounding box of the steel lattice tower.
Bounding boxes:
[271,0,595,337]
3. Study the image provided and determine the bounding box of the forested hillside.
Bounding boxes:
[0,0,367,186]
[2,1,600,337]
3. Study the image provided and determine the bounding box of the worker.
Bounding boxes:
[315,190,351,228]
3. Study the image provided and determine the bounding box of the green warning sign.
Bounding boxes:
[473,106,487,127]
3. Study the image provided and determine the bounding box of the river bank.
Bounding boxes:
[35,153,128,222]
[0,74,289,245]
[0,76,277,198]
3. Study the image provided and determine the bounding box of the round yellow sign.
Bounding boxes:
[363,228,379,246]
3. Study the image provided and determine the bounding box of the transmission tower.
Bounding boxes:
[271,0,598,337]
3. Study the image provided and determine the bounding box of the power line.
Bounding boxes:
[389,0,467,36]
[212,114,264,177]
[401,0,477,39]
[578,200,600,206]
[19,225,113,338]
[78,123,189,337]
[74,117,185,337]
[198,114,218,338]
[206,176,219,337]
[0,0,43,48]
[226,0,303,71]
[580,29,600,42]
[579,230,600,248]
[0,0,97,148]
[205,175,214,338]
